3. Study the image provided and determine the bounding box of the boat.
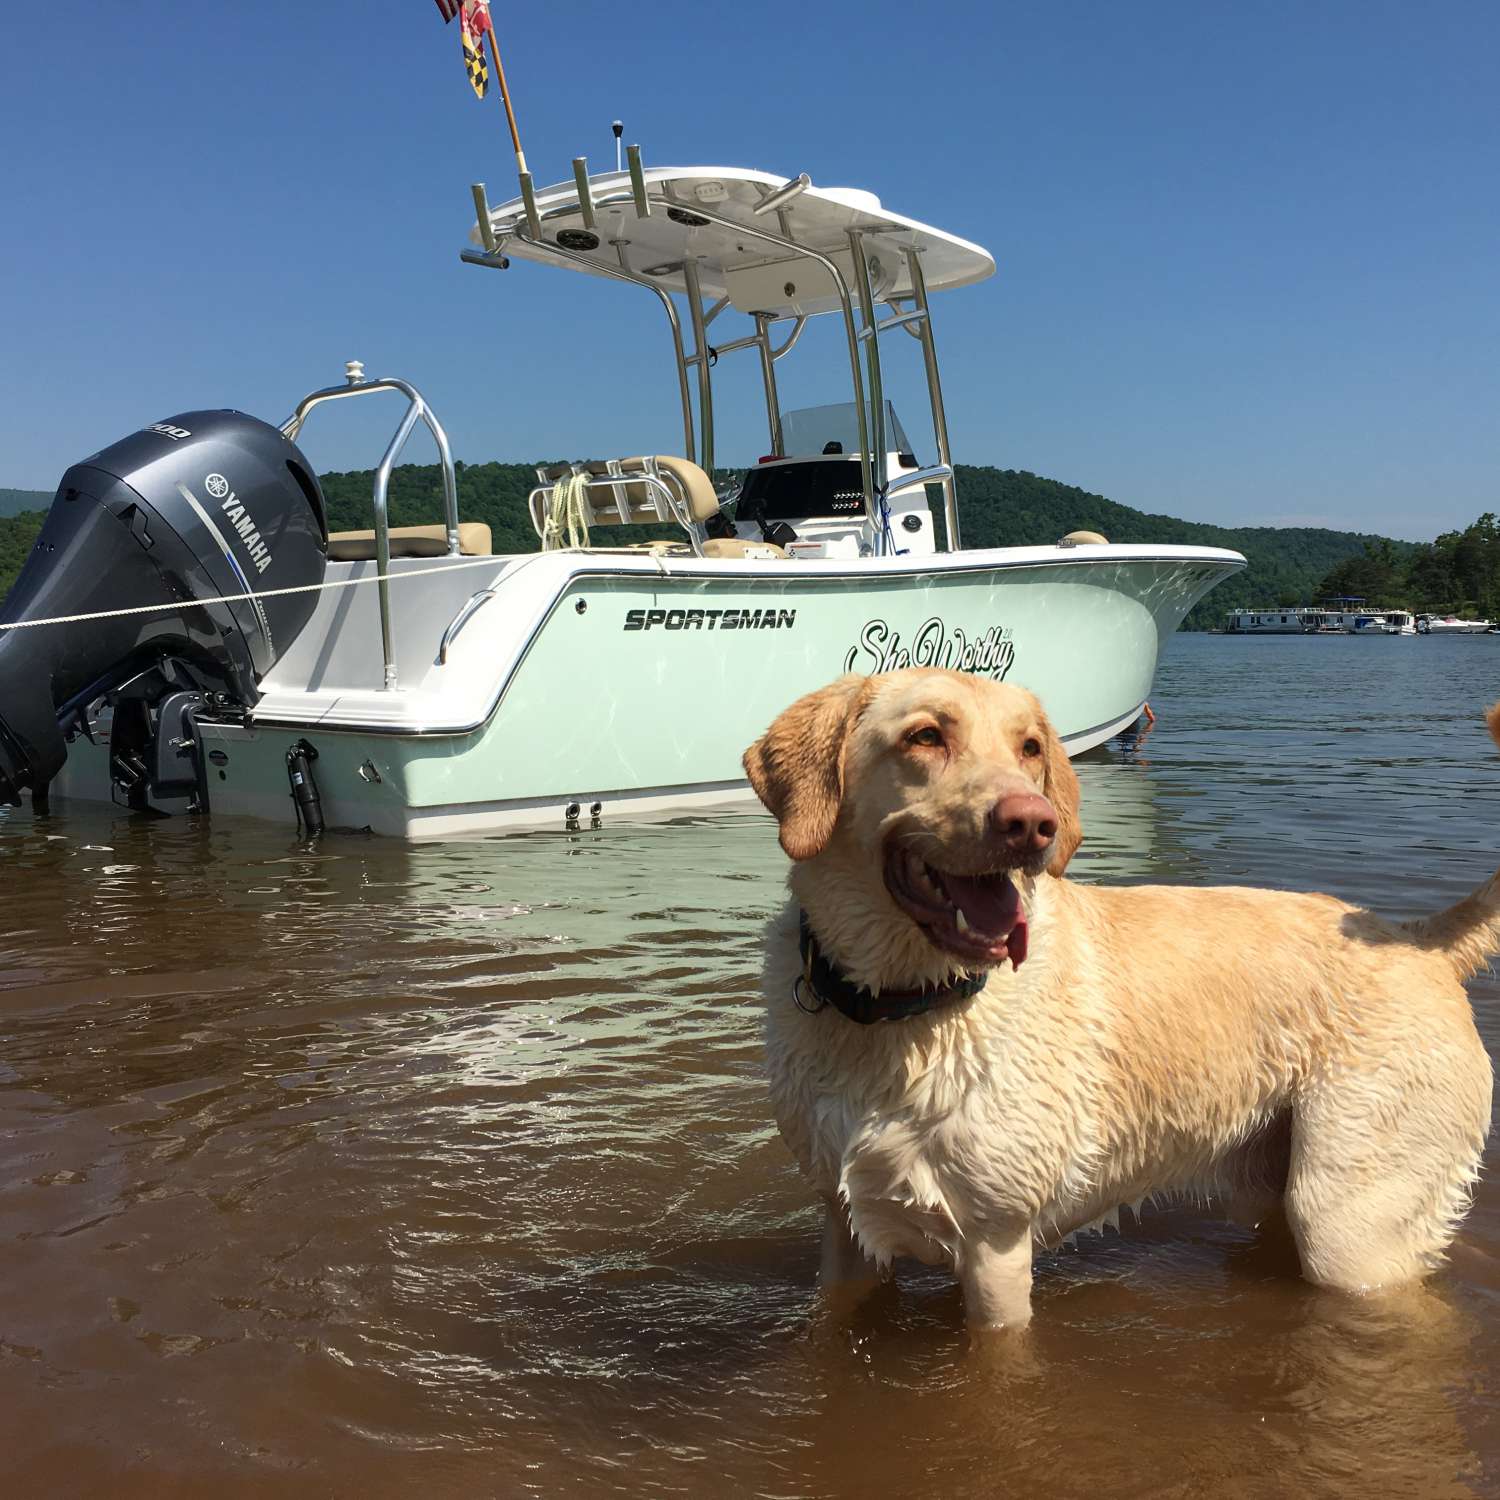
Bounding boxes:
[1224,601,1415,635]
[1297,607,1347,634]
[1225,609,1307,634]
[1418,614,1494,635]
[1320,595,1393,635]
[0,155,1244,837]
[1218,600,1404,636]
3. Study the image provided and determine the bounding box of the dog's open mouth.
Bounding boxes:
[883,848,1029,969]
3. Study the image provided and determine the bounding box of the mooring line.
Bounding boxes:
[0,553,516,634]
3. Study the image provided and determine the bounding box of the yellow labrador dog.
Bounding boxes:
[743,668,1493,1331]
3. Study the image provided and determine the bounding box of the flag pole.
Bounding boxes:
[485,27,527,176]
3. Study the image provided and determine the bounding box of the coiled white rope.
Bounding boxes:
[541,472,592,551]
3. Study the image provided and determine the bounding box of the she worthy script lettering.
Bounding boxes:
[844,617,1016,680]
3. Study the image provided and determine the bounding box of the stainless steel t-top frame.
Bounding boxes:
[282,365,461,690]
[463,153,963,555]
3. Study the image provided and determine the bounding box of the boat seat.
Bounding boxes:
[533,455,722,532]
[327,523,492,561]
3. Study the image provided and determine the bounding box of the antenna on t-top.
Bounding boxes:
[612,120,624,173]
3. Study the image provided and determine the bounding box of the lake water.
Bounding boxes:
[1,633,1497,1497]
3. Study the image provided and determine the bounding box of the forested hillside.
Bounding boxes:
[0,462,1466,632]
[0,511,46,596]
[943,468,1402,628]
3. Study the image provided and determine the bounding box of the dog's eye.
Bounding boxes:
[1022,737,1043,759]
[907,726,944,749]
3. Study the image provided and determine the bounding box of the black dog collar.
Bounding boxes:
[795,912,988,1025]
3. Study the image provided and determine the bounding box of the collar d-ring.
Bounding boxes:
[792,974,826,1014]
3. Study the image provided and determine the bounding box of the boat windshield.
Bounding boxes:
[781,402,916,461]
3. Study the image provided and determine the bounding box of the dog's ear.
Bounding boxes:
[743,674,875,860]
[1039,710,1081,876]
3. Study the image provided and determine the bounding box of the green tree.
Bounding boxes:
[1314,539,1404,607]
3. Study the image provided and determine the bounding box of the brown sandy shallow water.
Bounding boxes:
[1,633,1498,1498]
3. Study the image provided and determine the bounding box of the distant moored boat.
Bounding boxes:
[1417,614,1495,634]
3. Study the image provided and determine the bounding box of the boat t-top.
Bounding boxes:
[0,148,1244,836]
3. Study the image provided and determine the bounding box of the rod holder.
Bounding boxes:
[518,171,542,238]
[627,144,651,218]
[460,247,510,270]
[572,157,596,230]
[754,172,812,216]
[470,183,498,252]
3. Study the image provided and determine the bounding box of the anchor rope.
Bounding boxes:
[0,553,511,634]
[0,541,684,636]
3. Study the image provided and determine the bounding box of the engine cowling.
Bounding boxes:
[0,410,328,806]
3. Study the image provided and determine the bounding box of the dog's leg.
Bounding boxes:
[1284,1051,1490,1292]
[818,1200,881,1302]
[958,1221,1034,1332]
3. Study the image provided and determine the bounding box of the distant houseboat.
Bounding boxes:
[1299,607,1345,633]
[1225,603,1419,635]
[1225,609,1306,634]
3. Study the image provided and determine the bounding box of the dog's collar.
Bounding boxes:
[795,912,988,1025]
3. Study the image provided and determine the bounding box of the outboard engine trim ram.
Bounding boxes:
[0,411,327,808]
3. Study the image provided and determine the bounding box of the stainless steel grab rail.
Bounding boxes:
[281,367,461,690]
[883,463,954,500]
[438,588,497,665]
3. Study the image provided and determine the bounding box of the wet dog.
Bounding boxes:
[744,668,1493,1331]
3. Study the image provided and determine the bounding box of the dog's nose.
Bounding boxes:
[992,792,1058,854]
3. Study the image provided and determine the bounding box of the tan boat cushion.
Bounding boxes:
[701,538,788,559]
[328,523,492,561]
[1060,529,1109,546]
[647,455,720,524]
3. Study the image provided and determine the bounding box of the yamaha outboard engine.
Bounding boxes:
[0,411,327,808]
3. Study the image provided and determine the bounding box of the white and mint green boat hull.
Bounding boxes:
[57,542,1240,837]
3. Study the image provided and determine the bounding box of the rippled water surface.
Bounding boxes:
[2,634,1498,1497]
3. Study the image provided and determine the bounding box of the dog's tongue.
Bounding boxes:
[941,872,1028,968]
[943,872,1020,937]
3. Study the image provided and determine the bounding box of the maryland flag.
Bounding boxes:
[462,3,492,98]
[434,0,492,100]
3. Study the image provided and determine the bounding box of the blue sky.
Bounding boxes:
[1,1,1495,539]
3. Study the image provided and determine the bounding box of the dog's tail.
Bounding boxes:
[1402,701,1500,981]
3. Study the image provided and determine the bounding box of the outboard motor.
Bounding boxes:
[0,411,327,808]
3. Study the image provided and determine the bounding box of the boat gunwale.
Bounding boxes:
[242,544,1245,738]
